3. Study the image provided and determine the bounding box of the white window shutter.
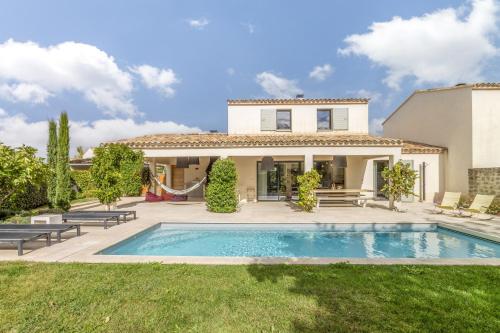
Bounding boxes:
[333,108,349,130]
[261,109,276,131]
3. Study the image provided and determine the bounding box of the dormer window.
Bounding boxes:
[317,109,332,131]
[276,110,291,131]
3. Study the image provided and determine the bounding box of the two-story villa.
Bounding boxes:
[113,97,444,203]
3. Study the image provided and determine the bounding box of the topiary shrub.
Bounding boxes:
[120,149,144,196]
[205,159,238,213]
[297,169,321,212]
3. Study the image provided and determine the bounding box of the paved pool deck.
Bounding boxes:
[1,197,499,265]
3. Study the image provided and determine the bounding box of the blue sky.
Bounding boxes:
[0,0,499,155]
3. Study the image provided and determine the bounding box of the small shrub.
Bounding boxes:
[205,159,238,213]
[297,169,321,212]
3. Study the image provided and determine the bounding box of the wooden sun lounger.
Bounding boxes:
[62,213,121,229]
[0,224,80,242]
[70,210,137,222]
[0,231,52,256]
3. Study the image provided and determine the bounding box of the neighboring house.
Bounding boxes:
[383,83,500,197]
[111,96,444,203]
[69,149,94,171]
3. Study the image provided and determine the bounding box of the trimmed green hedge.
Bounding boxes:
[71,170,97,199]
[1,183,48,212]
[205,159,238,213]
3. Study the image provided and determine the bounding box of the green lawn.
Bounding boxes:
[0,263,499,332]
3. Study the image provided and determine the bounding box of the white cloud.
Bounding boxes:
[309,64,333,81]
[226,67,236,76]
[241,23,255,34]
[0,83,52,104]
[339,0,500,89]
[0,110,201,157]
[350,89,382,104]
[187,18,209,29]
[369,117,385,135]
[131,65,179,98]
[0,39,136,116]
[255,72,303,98]
[0,107,6,117]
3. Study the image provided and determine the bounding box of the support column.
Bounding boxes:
[304,154,314,172]
[388,155,394,210]
[151,158,157,195]
[165,164,172,188]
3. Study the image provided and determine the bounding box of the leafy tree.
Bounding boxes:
[55,112,72,210]
[205,159,238,213]
[91,144,144,209]
[297,169,321,212]
[47,119,58,207]
[0,144,47,208]
[75,146,85,159]
[382,161,418,210]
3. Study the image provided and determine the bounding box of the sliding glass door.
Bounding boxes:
[257,161,303,201]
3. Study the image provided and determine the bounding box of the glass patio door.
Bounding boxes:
[257,164,280,200]
[257,161,303,201]
[374,160,389,198]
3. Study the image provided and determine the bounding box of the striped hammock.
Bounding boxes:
[153,176,207,196]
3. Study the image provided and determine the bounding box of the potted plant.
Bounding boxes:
[381,161,417,211]
[141,166,152,195]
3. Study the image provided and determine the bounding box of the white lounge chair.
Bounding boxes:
[454,194,496,220]
[428,192,461,214]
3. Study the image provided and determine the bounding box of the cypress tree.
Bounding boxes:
[47,120,58,207]
[55,112,71,210]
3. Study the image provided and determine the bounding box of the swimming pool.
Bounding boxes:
[100,223,500,259]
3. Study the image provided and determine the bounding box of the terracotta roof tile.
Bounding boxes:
[402,141,445,154]
[111,133,393,148]
[227,98,369,105]
[111,133,445,154]
[471,82,500,89]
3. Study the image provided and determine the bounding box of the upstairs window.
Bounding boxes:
[276,110,291,131]
[317,109,332,131]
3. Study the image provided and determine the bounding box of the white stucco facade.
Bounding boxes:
[228,102,369,134]
[383,84,500,194]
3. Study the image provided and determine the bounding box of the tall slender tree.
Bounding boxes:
[55,112,71,210]
[47,120,58,207]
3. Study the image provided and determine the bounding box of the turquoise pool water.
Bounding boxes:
[100,223,500,258]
